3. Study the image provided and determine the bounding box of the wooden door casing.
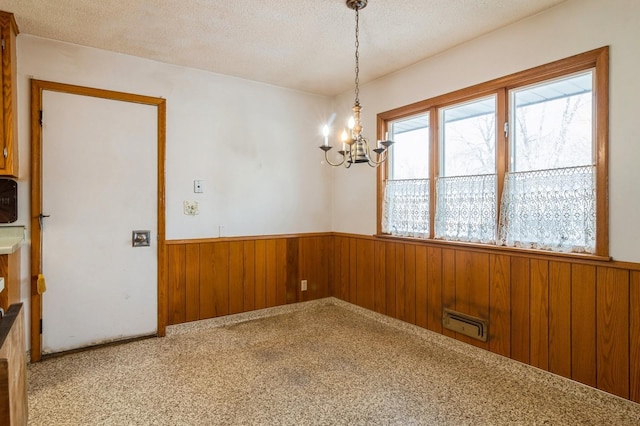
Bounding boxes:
[30,80,166,362]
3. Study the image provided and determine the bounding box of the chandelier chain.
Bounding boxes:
[354,6,360,105]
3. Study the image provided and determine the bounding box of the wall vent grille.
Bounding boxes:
[442,309,488,342]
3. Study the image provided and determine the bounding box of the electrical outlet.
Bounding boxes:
[183,201,199,215]
[194,180,203,193]
[301,280,308,291]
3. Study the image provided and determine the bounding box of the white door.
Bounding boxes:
[41,90,158,354]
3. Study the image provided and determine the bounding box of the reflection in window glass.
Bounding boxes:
[441,96,496,177]
[389,113,429,180]
[511,71,593,172]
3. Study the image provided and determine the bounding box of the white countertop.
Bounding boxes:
[0,226,25,255]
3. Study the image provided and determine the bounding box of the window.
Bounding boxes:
[378,47,608,256]
[382,113,430,238]
[435,96,497,243]
[499,71,596,252]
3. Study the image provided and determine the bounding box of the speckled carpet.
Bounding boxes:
[27,299,640,425]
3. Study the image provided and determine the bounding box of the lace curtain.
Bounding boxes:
[434,174,497,243]
[498,165,595,253]
[382,179,429,238]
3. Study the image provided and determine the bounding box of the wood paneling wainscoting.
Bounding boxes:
[166,232,640,404]
[165,234,333,325]
[332,233,640,404]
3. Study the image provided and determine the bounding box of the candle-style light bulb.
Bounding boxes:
[322,125,329,146]
[341,129,349,152]
[348,116,355,130]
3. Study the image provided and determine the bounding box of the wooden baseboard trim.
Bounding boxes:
[40,334,157,360]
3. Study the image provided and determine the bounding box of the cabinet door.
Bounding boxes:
[0,17,7,172]
[0,11,17,177]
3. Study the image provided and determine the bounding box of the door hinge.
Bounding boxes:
[40,319,43,334]
[504,121,509,138]
[39,110,43,126]
[3,147,6,158]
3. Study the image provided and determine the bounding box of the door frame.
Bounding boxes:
[30,80,167,362]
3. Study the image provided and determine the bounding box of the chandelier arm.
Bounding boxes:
[324,150,346,167]
[367,150,390,166]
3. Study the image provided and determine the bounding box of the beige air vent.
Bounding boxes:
[442,309,488,342]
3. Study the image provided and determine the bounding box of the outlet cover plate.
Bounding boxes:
[183,200,199,215]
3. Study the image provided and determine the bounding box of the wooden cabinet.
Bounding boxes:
[0,11,18,177]
[0,304,27,425]
[0,251,20,312]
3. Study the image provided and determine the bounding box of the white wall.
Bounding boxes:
[331,0,640,263]
[14,35,332,325]
[18,36,333,240]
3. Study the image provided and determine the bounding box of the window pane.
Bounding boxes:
[437,96,497,242]
[389,113,429,180]
[385,113,430,238]
[502,70,596,253]
[441,96,496,176]
[511,71,593,172]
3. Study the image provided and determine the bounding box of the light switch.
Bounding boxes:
[194,180,203,193]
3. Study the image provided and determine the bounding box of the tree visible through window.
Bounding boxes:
[511,71,592,172]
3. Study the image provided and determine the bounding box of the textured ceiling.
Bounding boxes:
[0,0,567,96]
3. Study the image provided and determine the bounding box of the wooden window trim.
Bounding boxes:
[373,233,611,262]
[376,46,609,258]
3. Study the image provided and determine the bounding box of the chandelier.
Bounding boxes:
[320,0,394,168]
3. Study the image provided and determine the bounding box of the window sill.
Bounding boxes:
[372,233,611,263]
